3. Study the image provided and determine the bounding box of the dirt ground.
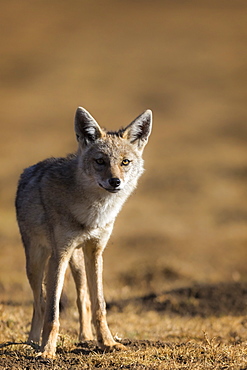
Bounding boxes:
[1,0,247,369]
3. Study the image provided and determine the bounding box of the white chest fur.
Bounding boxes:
[71,192,126,230]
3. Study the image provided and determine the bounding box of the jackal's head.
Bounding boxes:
[74,107,152,195]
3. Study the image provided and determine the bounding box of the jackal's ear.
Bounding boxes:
[74,107,102,145]
[124,110,152,151]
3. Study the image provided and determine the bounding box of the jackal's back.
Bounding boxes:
[15,155,78,246]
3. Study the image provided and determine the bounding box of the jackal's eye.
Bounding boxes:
[95,158,105,165]
[121,159,130,166]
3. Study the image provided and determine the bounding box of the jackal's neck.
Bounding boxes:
[71,171,131,229]
[71,188,128,230]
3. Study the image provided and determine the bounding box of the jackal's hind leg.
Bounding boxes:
[70,248,93,341]
[25,245,49,344]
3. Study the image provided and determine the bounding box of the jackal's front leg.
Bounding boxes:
[40,251,71,358]
[83,239,125,351]
[70,248,93,341]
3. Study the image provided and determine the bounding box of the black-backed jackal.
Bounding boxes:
[15,107,152,358]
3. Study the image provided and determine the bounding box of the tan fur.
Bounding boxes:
[15,107,152,358]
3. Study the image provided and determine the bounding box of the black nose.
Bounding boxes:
[108,177,121,188]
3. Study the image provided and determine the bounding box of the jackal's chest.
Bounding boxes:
[85,204,119,229]
[71,196,124,229]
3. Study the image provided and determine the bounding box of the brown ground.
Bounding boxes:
[1,0,247,369]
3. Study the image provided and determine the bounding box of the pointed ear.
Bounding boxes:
[124,110,152,151]
[74,107,103,145]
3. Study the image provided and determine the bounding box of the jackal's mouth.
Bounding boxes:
[99,183,121,193]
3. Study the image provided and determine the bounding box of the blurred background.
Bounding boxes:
[0,0,247,304]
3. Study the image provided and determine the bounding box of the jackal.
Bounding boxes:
[15,107,152,358]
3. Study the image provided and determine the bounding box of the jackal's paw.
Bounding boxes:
[36,350,56,360]
[27,340,40,351]
[112,342,127,351]
[101,342,126,352]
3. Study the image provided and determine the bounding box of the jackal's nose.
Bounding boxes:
[108,177,121,188]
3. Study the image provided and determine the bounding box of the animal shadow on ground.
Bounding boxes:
[107,282,247,318]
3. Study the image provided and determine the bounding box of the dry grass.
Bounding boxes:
[1,302,247,369]
[1,0,247,368]
[1,341,247,370]
[2,270,247,369]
